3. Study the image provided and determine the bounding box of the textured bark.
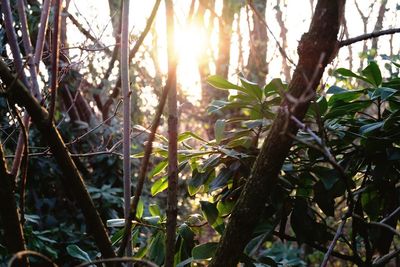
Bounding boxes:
[247,0,268,86]
[371,0,387,52]
[0,60,117,264]
[165,0,178,266]
[275,0,291,82]
[209,0,345,266]
[120,0,132,258]
[0,145,29,267]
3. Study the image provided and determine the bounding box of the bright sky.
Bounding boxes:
[67,0,400,104]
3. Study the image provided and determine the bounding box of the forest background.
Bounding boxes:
[0,0,400,266]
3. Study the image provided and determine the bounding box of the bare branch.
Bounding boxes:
[339,28,400,47]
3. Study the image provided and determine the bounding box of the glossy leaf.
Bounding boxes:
[192,242,218,260]
[66,245,91,262]
[214,119,225,144]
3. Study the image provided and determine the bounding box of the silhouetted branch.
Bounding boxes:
[339,28,400,47]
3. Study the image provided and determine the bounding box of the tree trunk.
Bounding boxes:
[371,0,387,53]
[209,0,345,266]
[247,0,268,86]
[275,0,291,82]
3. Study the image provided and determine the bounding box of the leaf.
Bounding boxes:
[66,245,91,262]
[187,170,212,196]
[151,176,168,196]
[239,76,263,100]
[264,78,286,96]
[214,119,225,144]
[362,61,382,86]
[136,199,144,218]
[216,200,235,217]
[106,218,125,228]
[370,87,397,101]
[209,168,232,191]
[335,68,372,85]
[178,131,207,143]
[207,75,247,93]
[192,242,218,260]
[360,121,384,135]
[148,231,165,265]
[148,160,168,178]
[149,203,161,216]
[200,201,219,225]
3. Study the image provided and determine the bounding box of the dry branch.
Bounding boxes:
[0,59,117,264]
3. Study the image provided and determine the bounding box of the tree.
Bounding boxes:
[210,0,345,265]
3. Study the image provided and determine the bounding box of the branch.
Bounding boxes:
[165,0,179,266]
[8,250,56,267]
[0,145,28,267]
[66,11,112,55]
[102,0,161,121]
[48,0,62,122]
[209,0,344,265]
[118,75,171,257]
[321,216,349,267]
[372,248,400,266]
[339,28,400,47]
[75,257,158,267]
[120,0,132,258]
[0,59,118,265]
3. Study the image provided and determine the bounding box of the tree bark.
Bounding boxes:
[0,145,29,267]
[165,0,179,266]
[209,0,345,266]
[371,0,387,53]
[0,60,117,265]
[247,0,268,86]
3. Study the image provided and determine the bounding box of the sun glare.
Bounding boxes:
[174,24,207,104]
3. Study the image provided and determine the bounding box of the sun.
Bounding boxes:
[174,24,208,103]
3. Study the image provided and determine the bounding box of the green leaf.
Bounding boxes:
[209,168,232,191]
[361,61,382,86]
[239,76,263,100]
[207,75,247,93]
[192,242,218,260]
[216,200,235,217]
[187,170,212,196]
[151,176,168,196]
[178,131,207,143]
[148,160,168,178]
[66,245,91,262]
[360,121,384,135]
[214,119,225,144]
[325,101,371,119]
[370,87,397,101]
[335,68,372,85]
[136,199,144,218]
[149,203,161,216]
[264,78,286,96]
[200,201,219,225]
[148,231,165,265]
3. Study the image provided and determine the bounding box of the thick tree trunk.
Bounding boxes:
[0,60,117,265]
[209,0,345,266]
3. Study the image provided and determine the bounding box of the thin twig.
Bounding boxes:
[321,215,349,267]
[7,250,57,267]
[117,84,171,257]
[75,257,158,267]
[49,0,62,122]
